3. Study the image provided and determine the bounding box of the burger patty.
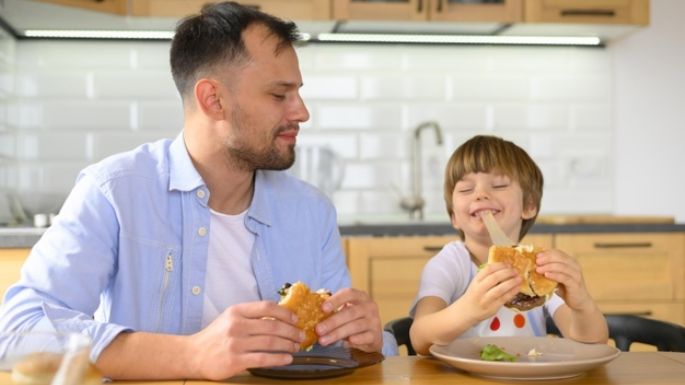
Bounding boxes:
[505,293,546,312]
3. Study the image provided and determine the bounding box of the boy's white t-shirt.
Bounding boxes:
[410,241,564,338]
[201,208,260,328]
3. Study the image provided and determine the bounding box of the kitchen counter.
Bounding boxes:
[340,222,685,237]
[0,227,46,248]
[1,215,684,247]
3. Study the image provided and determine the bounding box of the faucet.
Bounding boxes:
[399,121,444,220]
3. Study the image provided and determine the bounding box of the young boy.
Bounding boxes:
[409,135,608,355]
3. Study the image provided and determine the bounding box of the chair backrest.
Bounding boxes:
[383,317,416,355]
[546,314,685,352]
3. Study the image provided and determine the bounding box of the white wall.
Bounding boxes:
[2,41,614,222]
[8,2,684,223]
[613,0,685,222]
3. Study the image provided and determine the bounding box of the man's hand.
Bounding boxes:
[314,288,383,353]
[187,301,303,380]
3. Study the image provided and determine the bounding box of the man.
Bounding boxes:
[0,2,394,380]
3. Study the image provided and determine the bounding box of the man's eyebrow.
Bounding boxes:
[270,81,303,88]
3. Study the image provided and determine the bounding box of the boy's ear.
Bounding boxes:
[195,79,226,120]
[522,199,538,220]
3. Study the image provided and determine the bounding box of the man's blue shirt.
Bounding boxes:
[0,134,397,359]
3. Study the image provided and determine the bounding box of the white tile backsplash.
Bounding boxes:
[137,100,184,131]
[301,75,357,100]
[16,133,88,161]
[316,104,402,130]
[26,101,132,130]
[92,70,178,99]
[1,39,616,219]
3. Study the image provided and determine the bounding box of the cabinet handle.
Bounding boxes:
[417,0,423,13]
[560,9,616,18]
[593,242,653,249]
[424,246,443,253]
[437,0,444,13]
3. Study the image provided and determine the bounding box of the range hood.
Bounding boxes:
[0,0,639,46]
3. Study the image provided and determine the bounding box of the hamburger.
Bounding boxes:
[277,281,332,350]
[488,244,557,311]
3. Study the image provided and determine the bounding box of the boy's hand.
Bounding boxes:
[535,250,594,312]
[462,262,522,321]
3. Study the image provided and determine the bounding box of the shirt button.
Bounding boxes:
[196,189,206,199]
[192,286,201,295]
[198,227,207,237]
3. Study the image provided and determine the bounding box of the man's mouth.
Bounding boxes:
[276,128,298,144]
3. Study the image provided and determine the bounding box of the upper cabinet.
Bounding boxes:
[524,0,649,26]
[332,0,524,23]
[31,0,650,28]
[34,0,129,15]
[130,0,332,20]
[34,0,333,20]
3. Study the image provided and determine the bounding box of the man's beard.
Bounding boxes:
[227,106,296,171]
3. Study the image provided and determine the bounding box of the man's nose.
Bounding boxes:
[290,94,310,123]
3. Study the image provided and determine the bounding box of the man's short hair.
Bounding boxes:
[170,1,299,99]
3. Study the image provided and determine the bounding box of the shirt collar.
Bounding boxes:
[168,131,275,227]
[248,170,272,227]
[168,132,205,192]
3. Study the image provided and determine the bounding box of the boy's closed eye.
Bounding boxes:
[492,176,511,189]
[455,183,474,193]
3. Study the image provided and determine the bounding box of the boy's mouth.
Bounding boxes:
[471,208,500,218]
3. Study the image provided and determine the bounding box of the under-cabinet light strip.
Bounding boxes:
[22,29,312,41]
[23,29,175,39]
[316,33,602,46]
[21,30,600,46]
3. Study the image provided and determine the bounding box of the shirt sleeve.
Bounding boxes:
[545,292,566,317]
[0,172,131,361]
[409,242,469,317]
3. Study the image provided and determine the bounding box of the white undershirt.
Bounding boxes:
[201,208,259,328]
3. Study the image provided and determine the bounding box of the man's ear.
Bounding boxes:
[522,199,538,220]
[194,79,225,120]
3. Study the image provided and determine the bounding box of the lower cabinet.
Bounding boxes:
[555,232,685,327]
[0,248,30,302]
[345,234,554,326]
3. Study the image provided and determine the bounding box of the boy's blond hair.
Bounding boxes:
[444,135,543,241]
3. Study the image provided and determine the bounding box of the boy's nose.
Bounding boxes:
[475,190,491,201]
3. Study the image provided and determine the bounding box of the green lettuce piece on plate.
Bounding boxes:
[480,344,517,362]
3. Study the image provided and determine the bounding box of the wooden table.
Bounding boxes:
[2,352,684,384]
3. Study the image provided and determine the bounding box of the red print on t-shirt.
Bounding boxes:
[514,313,526,328]
[489,316,501,331]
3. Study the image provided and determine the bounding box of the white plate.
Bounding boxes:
[430,336,620,380]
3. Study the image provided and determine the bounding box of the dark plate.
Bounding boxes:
[247,346,383,380]
[247,355,358,379]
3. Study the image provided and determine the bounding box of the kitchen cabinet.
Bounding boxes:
[346,233,553,325]
[35,0,649,27]
[0,248,30,302]
[555,233,685,326]
[36,0,333,20]
[524,0,650,26]
[130,0,332,20]
[35,0,128,15]
[333,0,524,23]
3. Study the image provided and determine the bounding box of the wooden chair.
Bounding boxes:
[546,314,685,352]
